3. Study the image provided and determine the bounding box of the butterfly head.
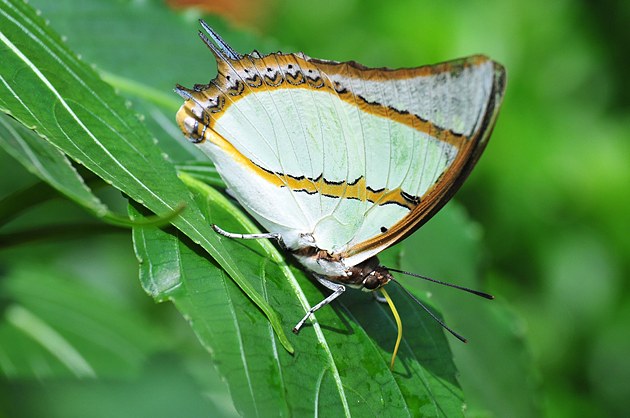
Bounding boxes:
[346,257,392,292]
[362,267,393,291]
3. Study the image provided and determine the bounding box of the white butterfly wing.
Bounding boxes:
[177,40,505,266]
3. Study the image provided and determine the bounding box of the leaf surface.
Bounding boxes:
[0,0,291,351]
[400,204,539,417]
[0,113,107,216]
[130,174,465,417]
[0,264,164,379]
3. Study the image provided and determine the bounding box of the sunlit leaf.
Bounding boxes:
[0,113,108,221]
[130,174,465,416]
[0,0,291,351]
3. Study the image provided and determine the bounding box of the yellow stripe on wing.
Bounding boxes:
[192,122,418,210]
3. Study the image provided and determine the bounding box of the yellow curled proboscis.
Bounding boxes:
[380,287,402,370]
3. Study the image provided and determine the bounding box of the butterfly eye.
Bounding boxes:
[363,273,381,290]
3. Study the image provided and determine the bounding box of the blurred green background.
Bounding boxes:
[1,0,629,416]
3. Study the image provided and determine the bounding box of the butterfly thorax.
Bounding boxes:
[292,246,391,291]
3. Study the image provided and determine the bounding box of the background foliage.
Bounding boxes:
[1,0,628,417]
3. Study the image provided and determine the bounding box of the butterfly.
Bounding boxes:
[175,20,506,360]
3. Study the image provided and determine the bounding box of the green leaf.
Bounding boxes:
[0,263,164,379]
[130,173,465,417]
[27,0,262,165]
[6,355,235,418]
[399,203,540,417]
[0,113,183,230]
[0,113,108,218]
[175,161,225,189]
[0,0,291,351]
[26,0,276,94]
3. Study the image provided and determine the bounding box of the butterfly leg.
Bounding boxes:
[293,276,346,334]
[212,224,285,247]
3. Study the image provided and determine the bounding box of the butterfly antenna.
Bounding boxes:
[385,267,494,300]
[390,278,468,343]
